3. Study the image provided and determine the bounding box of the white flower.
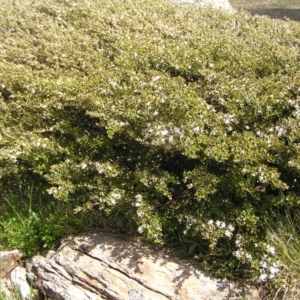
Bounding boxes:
[235,250,242,259]
[260,261,267,268]
[47,188,54,195]
[193,126,200,134]
[81,163,87,169]
[225,230,232,238]
[219,221,226,228]
[138,226,144,234]
[224,118,231,125]
[135,194,143,202]
[174,127,181,134]
[160,129,168,136]
[134,194,143,207]
[266,245,276,255]
[95,163,104,174]
[235,239,241,247]
[109,80,118,88]
[275,126,285,137]
[9,155,17,163]
[228,224,235,232]
[246,253,252,261]
[137,211,144,218]
[216,220,225,228]
[288,161,296,167]
[269,266,279,276]
[152,76,160,82]
[208,220,214,225]
[259,273,268,282]
[111,192,121,200]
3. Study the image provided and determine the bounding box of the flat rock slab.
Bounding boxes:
[168,0,235,12]
[26,232,259,300]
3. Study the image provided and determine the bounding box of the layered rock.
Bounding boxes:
[26,232,259,300]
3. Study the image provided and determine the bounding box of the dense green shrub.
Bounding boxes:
[1,0,300,282]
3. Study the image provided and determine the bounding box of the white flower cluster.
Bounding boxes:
[137,209,144,218]
[206,220,235,238]
[93,161,118,177]
[223,113,238,126]
[258,245,280,282]
[136,209,162,241]
[258,261,280,282]
[32,137,49,148]
[215,112,238,132]
[47,185,65,196]
[78,161,107,174]
[134,194,143,207]
[256,167,267,184]
[178,215,235,241]
[201,219,236,248]
[233,236,281,282]
[266,125,286,138]
[287,160,300,169]
[137,223,162,239]
[145,123,184,145]
[274,125,286,137]
[249,166,282,186]
[6,153,18,163]
[108,191,122,206]
[233,234,254,262]
[289,99,300,119]
[94,162,105,174]
[3,136,51,164]
[137,226,144,234]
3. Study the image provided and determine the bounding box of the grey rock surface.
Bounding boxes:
[0,250,33,300]
[26,232,260,300]
[0,249,21,276]
[168,0,235,12]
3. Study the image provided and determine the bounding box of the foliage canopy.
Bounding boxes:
[1,0,300,281]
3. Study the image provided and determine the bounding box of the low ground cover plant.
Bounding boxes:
[1,0,300,297]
